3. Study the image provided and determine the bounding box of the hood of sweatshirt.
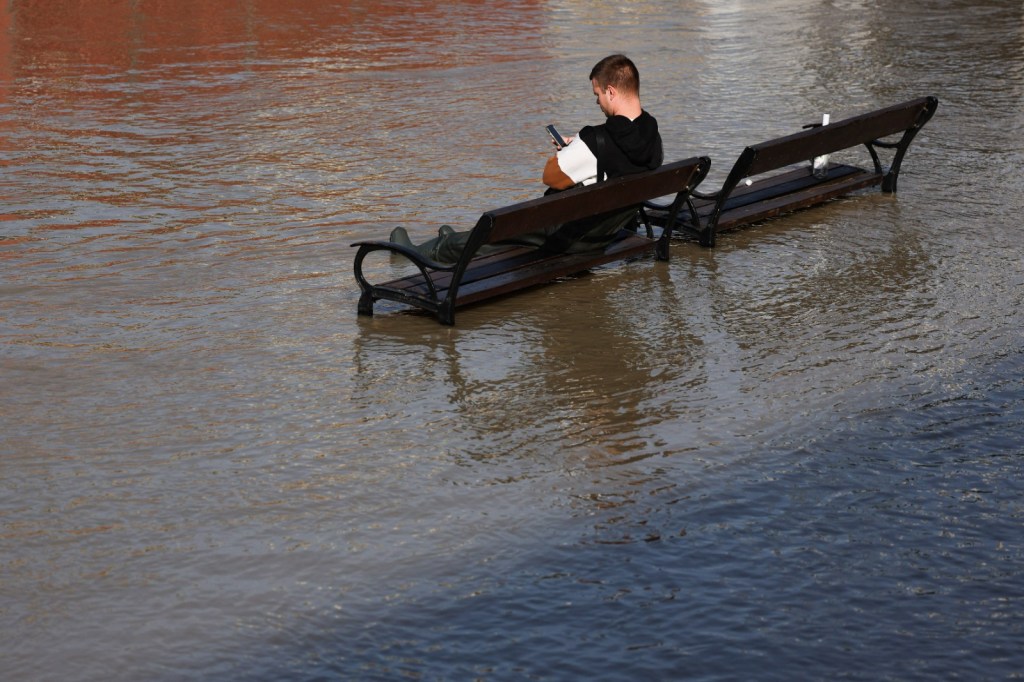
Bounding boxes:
[604,110,663,170]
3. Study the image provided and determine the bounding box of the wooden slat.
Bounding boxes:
[486,157,707,243]
[716,170,881,230]
[719,165,864,209]
[647,164,879,233]
[745,96,933,176]
[454,236,655,306]
[380,245,533,297]
[374,233,656,305]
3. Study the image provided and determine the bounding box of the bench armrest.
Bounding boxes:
[351,239,457,273]
[351,239,458,315]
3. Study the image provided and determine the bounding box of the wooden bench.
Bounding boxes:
[649,96,939,247]
[352,156,711,325]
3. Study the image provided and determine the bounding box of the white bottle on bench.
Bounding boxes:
[813,113,831,177]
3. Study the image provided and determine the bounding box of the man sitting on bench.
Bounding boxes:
[389,53,665,262]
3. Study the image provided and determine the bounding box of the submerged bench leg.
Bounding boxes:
[437,301,455,326]
[357,291,375,316]
[699,226,716,248]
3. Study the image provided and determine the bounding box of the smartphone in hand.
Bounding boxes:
[546,124,567,149]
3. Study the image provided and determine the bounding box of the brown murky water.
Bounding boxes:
[3,1,1023,679]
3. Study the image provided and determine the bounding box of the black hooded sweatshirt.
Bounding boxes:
[578,110,663,181]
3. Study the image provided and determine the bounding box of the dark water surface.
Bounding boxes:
[2,1,1023,679]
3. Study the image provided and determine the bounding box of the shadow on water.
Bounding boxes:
[351,261,708,467]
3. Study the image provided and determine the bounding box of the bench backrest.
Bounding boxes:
[482,156,710,244]
[739,96,937,178]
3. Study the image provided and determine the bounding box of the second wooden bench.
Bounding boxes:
[649,96,939,246]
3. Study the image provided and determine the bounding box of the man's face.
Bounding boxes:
[592,79,613,117]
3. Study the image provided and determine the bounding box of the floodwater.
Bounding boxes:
[2,0,1023,679]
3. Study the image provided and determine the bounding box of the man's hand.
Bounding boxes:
[555,135,574,150]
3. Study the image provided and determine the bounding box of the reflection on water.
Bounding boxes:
[3,0,1024,679]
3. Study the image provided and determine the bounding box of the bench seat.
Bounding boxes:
[693,163,882,231]
[371,230,658,309]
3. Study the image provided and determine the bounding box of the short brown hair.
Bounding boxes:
[589,54,640,95]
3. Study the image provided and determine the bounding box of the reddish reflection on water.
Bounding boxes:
[0,0,549,256]
[1,0,544,77]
